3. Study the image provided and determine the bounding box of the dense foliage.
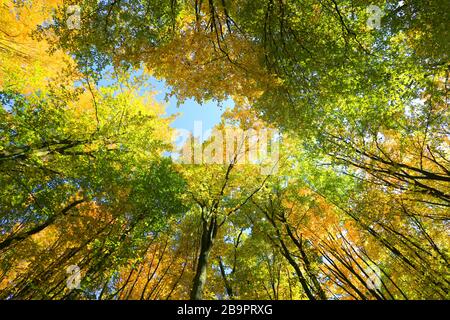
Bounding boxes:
[0,0,448,300]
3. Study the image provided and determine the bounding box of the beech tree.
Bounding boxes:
[0,0,448,300]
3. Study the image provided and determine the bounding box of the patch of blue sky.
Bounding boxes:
[148,77,232,138]
[147,76,234,161]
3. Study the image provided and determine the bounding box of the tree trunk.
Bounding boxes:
[190,217,217,300]
[0,199,84,252]
[218,256,234,299]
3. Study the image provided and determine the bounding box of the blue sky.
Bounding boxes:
[148,77,232,137]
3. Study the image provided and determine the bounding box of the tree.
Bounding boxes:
[0,0,448,300]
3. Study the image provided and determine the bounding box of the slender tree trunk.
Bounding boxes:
[278,236,316,300]
[190,217,217,300]
[0,199,84,252]
[218,256,234,299]
[283,224,327,299]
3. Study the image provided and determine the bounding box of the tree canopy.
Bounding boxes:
[0,0,448,300]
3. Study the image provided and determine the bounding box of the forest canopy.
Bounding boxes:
[0,0,448,300]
